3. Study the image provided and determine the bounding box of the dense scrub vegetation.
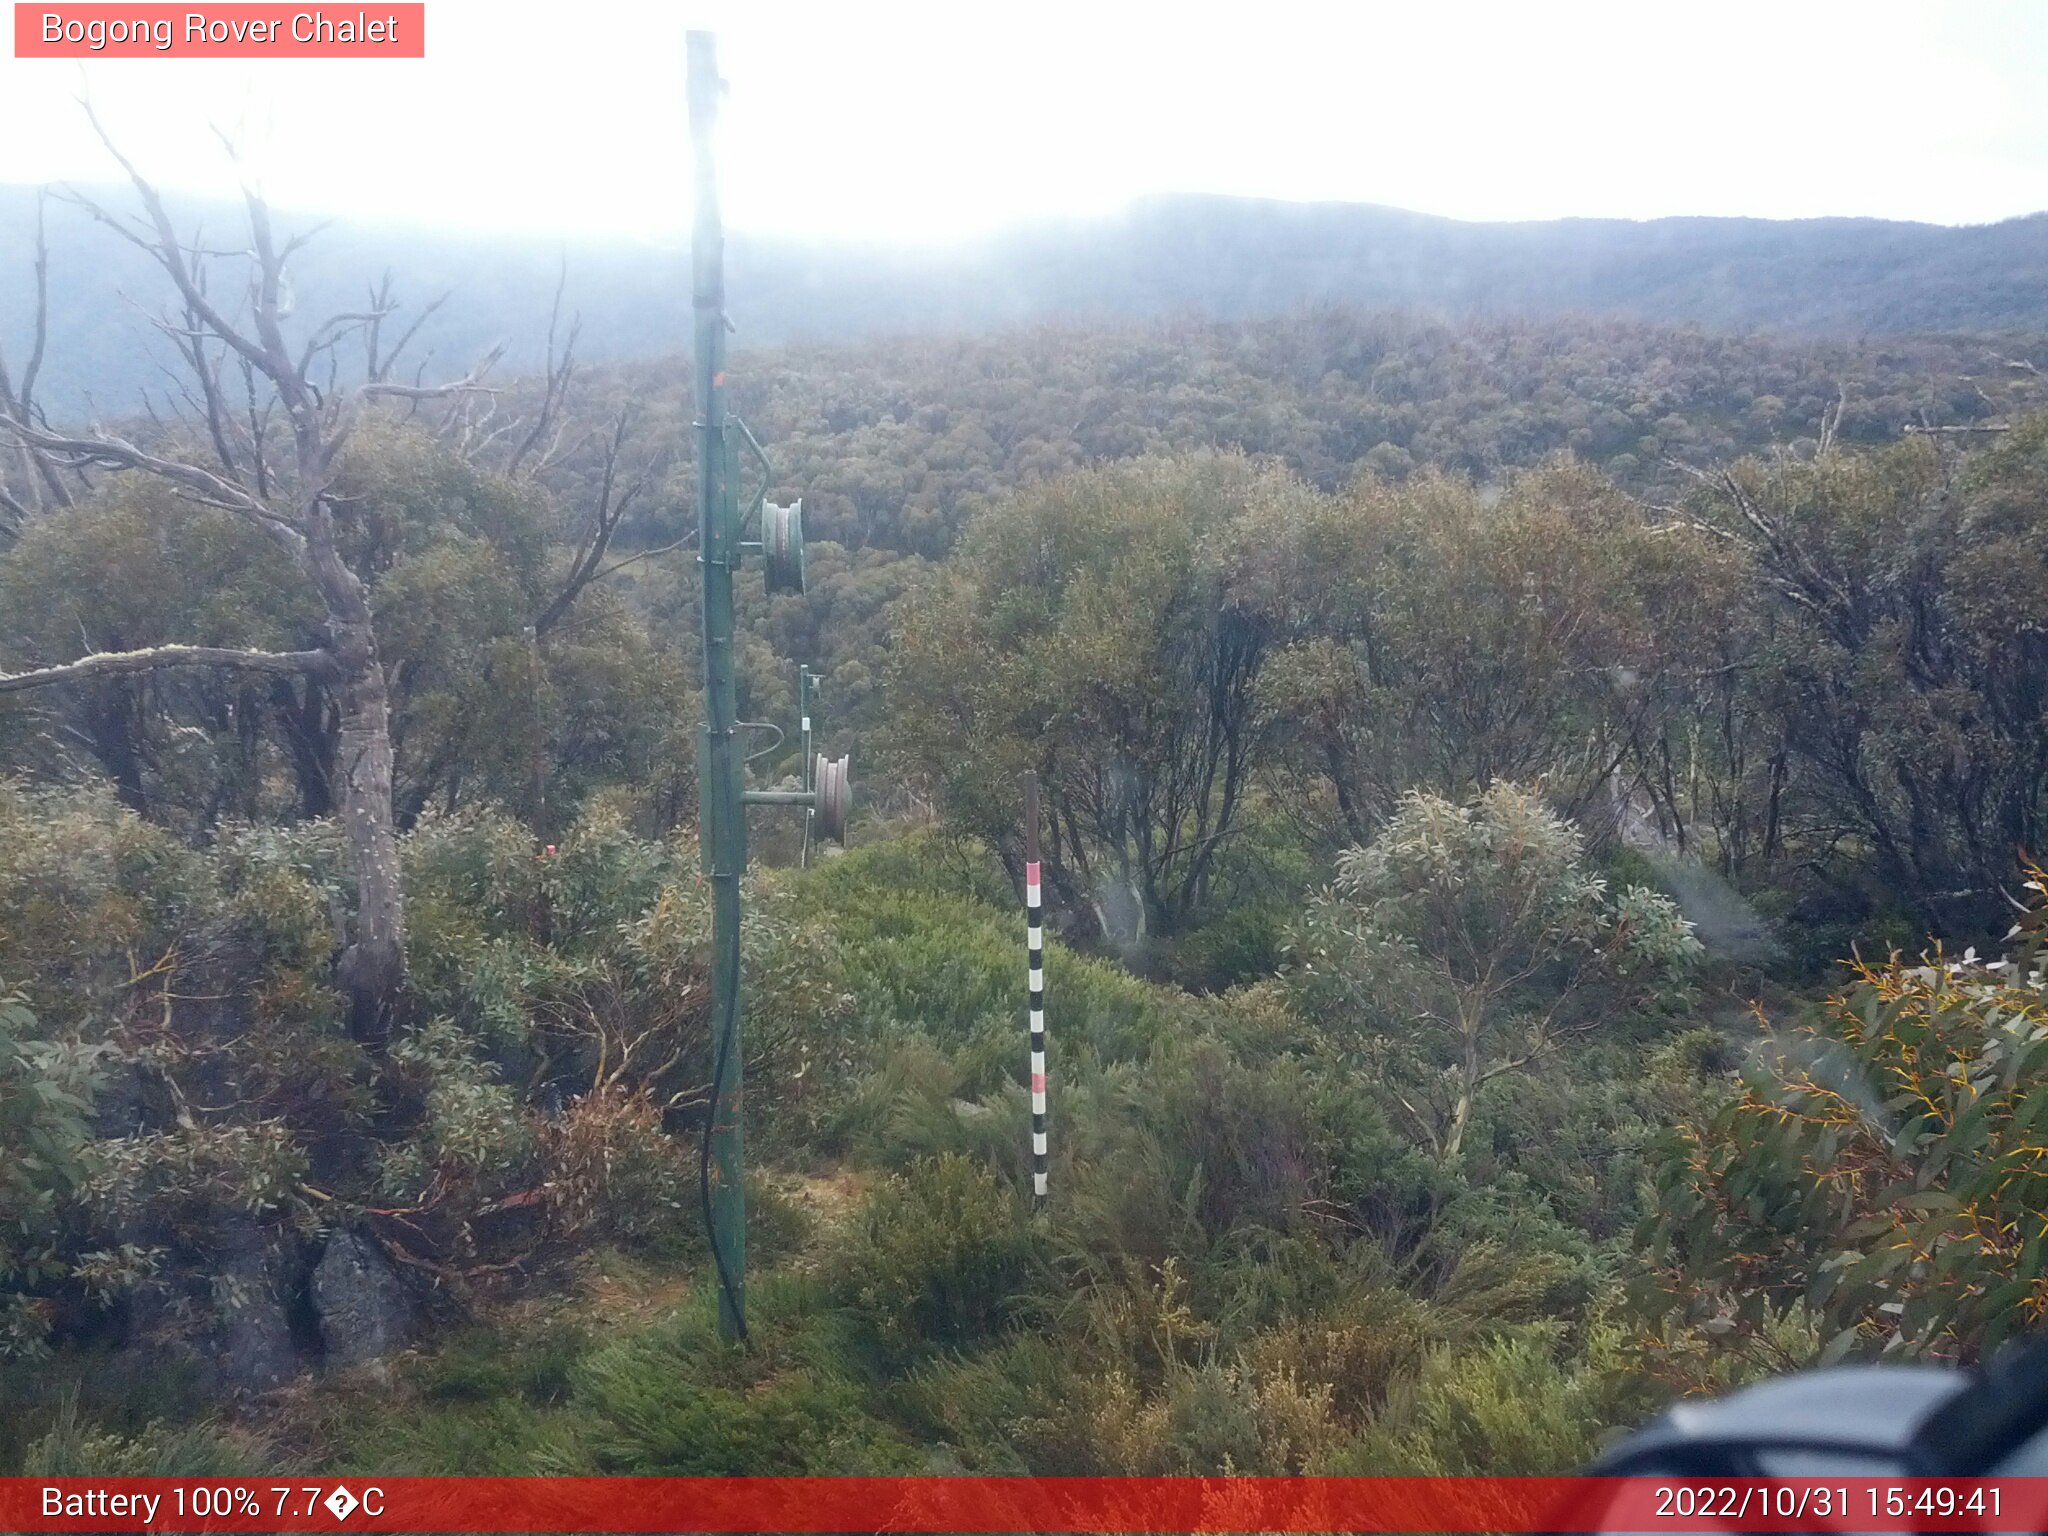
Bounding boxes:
[0,795,1705,1472]
[5,279,2048,1475]
[7,789,2045,1476]
[710,309,2048,561]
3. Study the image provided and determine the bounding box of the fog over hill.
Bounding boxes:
[2,184,2046,413]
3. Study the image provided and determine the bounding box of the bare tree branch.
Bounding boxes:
[75,101,278,385]
[0,415,305,555]
[18,191,52,415]
[297,307,393,383]
[0,189,75,511]
[0,478,28,537]
[0,645,336,696]
[530,411,665,638]
[509,255,578,475]
[157,298,246,477]
[238,352,274,496]
[358,345,504,402]
[585,530,696,585]
[11,105,456,1038]
[367,280,450,385]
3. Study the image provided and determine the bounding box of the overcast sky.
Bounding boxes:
[2,0,2046,242]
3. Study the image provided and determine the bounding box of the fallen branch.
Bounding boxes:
[0,644,336,695]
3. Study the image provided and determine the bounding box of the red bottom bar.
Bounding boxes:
[7,1475,2048,1533]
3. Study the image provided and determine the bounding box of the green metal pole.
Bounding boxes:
[689,28,746,1344]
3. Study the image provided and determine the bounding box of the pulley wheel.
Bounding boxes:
[763,499,806,595]
[813,753,851,844]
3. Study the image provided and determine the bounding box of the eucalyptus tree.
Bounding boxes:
[1247,459,1729,850]
[1294,783,1701,1163]
[889,454,1305,947]
[1680,422,2048,938]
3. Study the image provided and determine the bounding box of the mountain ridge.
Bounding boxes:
[3,185,2046,413]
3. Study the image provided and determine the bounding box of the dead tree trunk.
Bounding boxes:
[313,541,406,1039]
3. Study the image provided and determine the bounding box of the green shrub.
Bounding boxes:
[419,1318,591,1406]
[404,811,546,942]
[328,1396,599,1477]
[893,1334,1084,1470]
[1643,882,2048,1365]
[81,1122,307,1233]
[0,983,99,1355]
[212,821,348,978]
[572,1274,918,1474]
[1239,1282,1441,1424]
[17,1396,250,1476]
[1165,904,1290,992]
[799,830,1014,913]
[795,849,1167,1070]
[384,1020,534,1199]
[1335,1331,1616,1474]
[588,1365,885,1474]
[540,808,679,951]
[1056,1035,1326,1269]
[839,1153,1039,1352]
[0,784,210,1029]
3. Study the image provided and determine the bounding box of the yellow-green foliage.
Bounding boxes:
[1335,1330,1626,1474]
[568,1275,921,1475]
[18,1398,250,1477]
[838,1154,1041,1353]
[1645,873,2048,1366]
[0,982,98,1352]
[82,1123,307,1230]
[0,784,210,1028]
[797,834,1166,1069]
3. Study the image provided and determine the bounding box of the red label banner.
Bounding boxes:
[3,1476,2048,1533]
[14,4,425,57]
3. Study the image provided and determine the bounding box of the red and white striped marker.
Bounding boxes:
[1023,773,1047,1200]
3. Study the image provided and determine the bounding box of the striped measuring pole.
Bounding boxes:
[1023,772,1048,1201]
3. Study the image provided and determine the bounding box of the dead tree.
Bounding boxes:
[0,113,499,1041]
[0,189,79,537]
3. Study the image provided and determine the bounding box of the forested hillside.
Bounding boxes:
[6,177,2048,1482]
[533,311,2048,770]
[5,182,2047,409]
